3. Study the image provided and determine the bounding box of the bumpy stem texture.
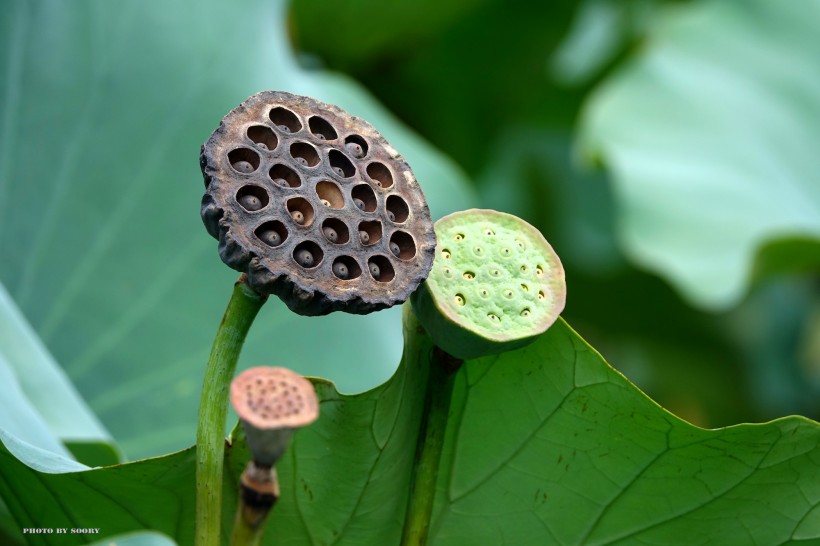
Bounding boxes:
[401,340,462,546]
[196,278,266,546]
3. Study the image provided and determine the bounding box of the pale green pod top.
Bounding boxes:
[411,209,566,359]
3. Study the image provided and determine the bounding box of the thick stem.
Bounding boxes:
[401,344,462,546]
[196,276,267,546]
[230,463,278,546]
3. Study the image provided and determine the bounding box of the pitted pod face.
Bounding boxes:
[230,367,319,430]
[410,209,566,359]
[200,91,436,315]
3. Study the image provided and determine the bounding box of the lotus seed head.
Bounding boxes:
[296,249,314,267]
[345,142,364,157]
[259,229,281,246]
[291,210,305,224]
[323,226,338,242]
[333,166,345,177]
[332,262,349,279]
[390,242,401,257]
[232,160,254,173]
[238,194,263,211]
[296,157,308,166]
[274,178,289,188]
[369,262,380,279]
[359,231,369,244]
[354,198,365,210]
[387,210,396,222]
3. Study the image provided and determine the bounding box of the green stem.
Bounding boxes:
[196,277,266,546]
[401,344,462,546]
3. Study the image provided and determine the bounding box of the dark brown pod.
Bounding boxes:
[200,91,436,315]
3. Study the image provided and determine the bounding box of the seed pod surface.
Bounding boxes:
[201,91,436,315]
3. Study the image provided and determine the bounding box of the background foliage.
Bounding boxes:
[1,0,819,544]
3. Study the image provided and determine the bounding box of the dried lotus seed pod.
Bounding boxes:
[410,209,566,360]
[201,91,436,315]
[230,366,319,467]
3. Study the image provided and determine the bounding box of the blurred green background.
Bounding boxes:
[1,0,819,461]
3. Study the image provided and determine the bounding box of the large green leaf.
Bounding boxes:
[579,0,820,310]
[0,0,476,459]
[3,308,818,545]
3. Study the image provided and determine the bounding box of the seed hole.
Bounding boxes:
[500,247,512,257]
[286,197,314,227]
[247,125,278,151]
[368,255,395,282]
[332,255,362,280]
[228,148,260,173]
[385,195,409,223]
[454,233,465,241]
[389,231,416,260]
[255,220,287,248]
[358,220,382,246]
[315,180,344,208]
[236,185,269,212]
[443,267,453,278]
[536,266,544,277]
[479,288,490,298]
[538,290,545,301]
[488,313,500,322]
[322,218,349,244]
[454,293,466,306]
[490,268,501,277]
[290,142,320,167]
[520,265,528,273]
[270,107,301,133]
[329,149,355,178]
[308,116,337,140]
[484,228,495,236]
[293,241,323,269]
[521,283,529,292]
[366,162,393,188]
[520,308,531,317]
[269,164,301,188]
[503,289,514,298]
[463,271,475,279]
[473,246,484,256]
[441,249,451,259]
[352,184,377,212]
[344,135,368,158]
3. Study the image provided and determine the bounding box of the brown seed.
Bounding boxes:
[333,167,345,177]
[278,124,290,132]
[295,157,308,166]
[354,198,365,210]
[291,210,305,224]
[369,263,380,279]
[323,226,338,242]
[387,210,396,222]
[345,142,364,158]
[258,229,281,246]
[256,142,268,150]
[273,178,289,188]
[238,194,263,211]
[390,242,401,257]
[333,262,349,279]
[316,133,326,140]
[232,160,254,173]
[296,249,314,267]
[359,231,369,244]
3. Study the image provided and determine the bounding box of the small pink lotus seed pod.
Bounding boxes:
[231,367,319,467]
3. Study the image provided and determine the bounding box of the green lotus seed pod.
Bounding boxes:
[323,226,338,242]
[410,209,565,360]
[232,160,254,173]
[295,249,314,267]
[332,262,349,279]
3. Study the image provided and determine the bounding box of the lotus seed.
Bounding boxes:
[333,166,345,177]
[238,194,263,211]
[321,199,331,207]
[455,234,464,241]
[474,247,483,255]
[256,142,268,150]
[291,210,305,224]
[504,289,514,298]
[354,198,365,210]
[442,250,451,259]
[359,231,370,244]
[332,262,349,279]
[274,178,289,188]
[296,157,308,166]
[369,263,380,279]
[258,229,282,246]
[296,249,314,267]
[521,283,529,292]
[484,229,494,236]
[520,308,531,317]
[278,124,290,132]
[463,271,474,279]
[316,133,326,140]
[501,248,511,256]
[390,242,401,257]
[520,265,528,273]
[480,289,489,297]
[455,294,465,306]
[488,313,500,322]
[232,160,254,173]
[538,290,545,300]
[323,226,338,242]
[346,142,363,157]
[536,266,544,276]
[387,210,396,222]
[491,269,501,277]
